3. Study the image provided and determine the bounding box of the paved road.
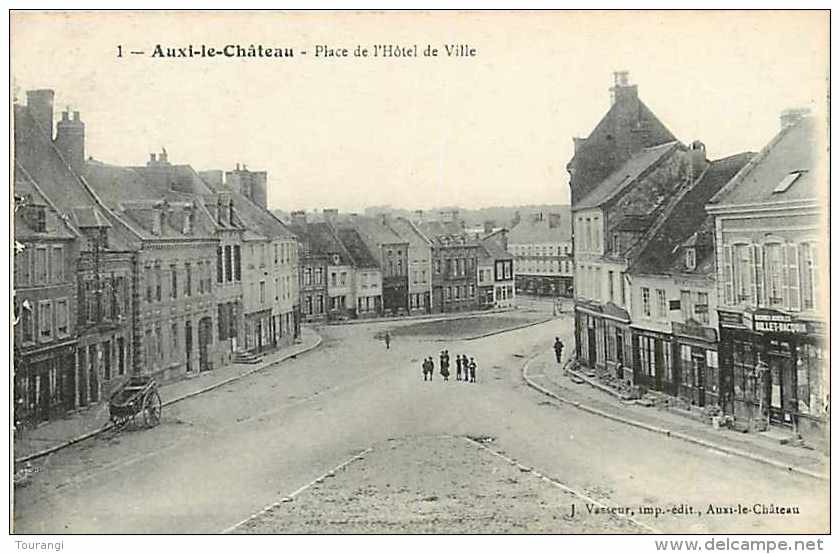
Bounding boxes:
[13,313,828,534]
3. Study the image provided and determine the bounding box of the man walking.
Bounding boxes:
[554,337,564,364]
[384,331,391,350]
[469,357,477,383]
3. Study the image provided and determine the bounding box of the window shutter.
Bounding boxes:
[723,245,733,305]
[754,244,765,307]
[786,243,801,311]
[748,245,757,305]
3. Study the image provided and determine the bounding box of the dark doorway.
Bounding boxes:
[88,345,99,403]
[199,317,212,372]
[185,321,193,372]
[692,351,707,407]
[587,327,597,367]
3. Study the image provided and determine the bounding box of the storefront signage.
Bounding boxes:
[718,310,746,329]
[751,310,807,334]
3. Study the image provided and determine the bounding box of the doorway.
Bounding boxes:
[185,321,193,372]
[199,317,212,372]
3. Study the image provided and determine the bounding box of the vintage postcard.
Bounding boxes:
[8,9,830,543]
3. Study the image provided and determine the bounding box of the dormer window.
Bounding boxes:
[332,254,340,265]
[183,210,193,235]
[151,210,162,236]
[685,247,696,271]
[22,205,47,233]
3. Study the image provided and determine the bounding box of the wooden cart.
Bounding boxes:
[108,375,162,429]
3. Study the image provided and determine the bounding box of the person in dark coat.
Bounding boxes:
[456,354,463,381]
[428,357,434,381]
[384,331,391,350]
[462,355,470,383]
[554,337,564,363]
[469,357,477,383]
[422,358,430,381]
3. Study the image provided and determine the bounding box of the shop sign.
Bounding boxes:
[752,310,807,334]
[718,310,746,329]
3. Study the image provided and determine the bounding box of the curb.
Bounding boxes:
[14,333,324,465]
[324,307,516,326]
[565,367,626,400]
[521,350,827,482]
[461,317,555,341]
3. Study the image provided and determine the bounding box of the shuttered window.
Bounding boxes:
[785,243,801,311]
[723,245,733,305]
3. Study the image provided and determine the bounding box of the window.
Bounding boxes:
[732,244,754,304]
[155,324,163,361]
[275,244,279,264]
[773,170,804,193]
[304,267,312,286]
[21,300,33,342]
[171,265,178,298]
[217,247,223,283]
[260,281,266,303]
[234,245,242,281]
[51,246,64,282]
[39,300,52,340]
[608,271,615,302]
[619,272,626,306]
[340,272,347,286]
[765,243,784,306]
[275,278,280,301]
[656,289,666,319]
[55,299,68,336]
[35,247,48,284]
[695,292,709,324]
[331,272,337,287]
[171,322,178,351]
[434,259,441,274]
[155,264,162,301]
[14,248,30,286]
[317,295,324,314]
[641,287,651,317]
[685,248,696,270]
[678,290,692,321]
[315,268,323,285]
[185,263,192,297]
[800,242,817,310]
[638,336,656,377]
[593,217,601,251]
[225,245,233,282]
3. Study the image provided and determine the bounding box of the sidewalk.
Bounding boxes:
[324,306,519,326]
[14,327,322,464]
[524,348,828,480]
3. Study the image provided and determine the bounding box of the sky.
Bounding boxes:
[11,11,829,213]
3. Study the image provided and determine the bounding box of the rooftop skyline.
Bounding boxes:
[11,11,828,212]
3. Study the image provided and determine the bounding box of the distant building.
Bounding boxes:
[478,231,515,309]
[707,113,826,442]
[508,210,573,297]
[387,217,433,315]
[415,220,481,313]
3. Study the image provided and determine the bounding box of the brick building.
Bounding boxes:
[416,219,481,313]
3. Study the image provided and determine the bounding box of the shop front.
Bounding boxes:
[631,326,675,395]
[718,308,827,437]
[672,321,720,409]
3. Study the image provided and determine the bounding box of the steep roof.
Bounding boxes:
[13,176,77,241]
[631,152,754,276]
[386,217,431,251]
[507,209,572,244]
[336,227,379,268]
[709,117,821,206]
[574,141,680,210]
[341,216,406,246]
[288,221,353,263]
[478,236,512,262]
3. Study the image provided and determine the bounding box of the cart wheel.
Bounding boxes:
[111,415,129,430]
[142,390,162,428]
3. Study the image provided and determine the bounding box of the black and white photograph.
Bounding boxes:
[7,7,831,545]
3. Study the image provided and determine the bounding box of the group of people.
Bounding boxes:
[422,350,477,383]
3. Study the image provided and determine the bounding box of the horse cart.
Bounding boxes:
[108,375,162,429]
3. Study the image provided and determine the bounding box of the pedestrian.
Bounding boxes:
[554,337,564,364]
[422,358,430,381]
[428,357,434,381]
[469,357,477,383]
[456,354,463,381]
[384,331,391,350]
[441,361,450,381]
[462,355,469,383]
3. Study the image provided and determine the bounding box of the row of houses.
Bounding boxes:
[287,209,515,323]
[13,89,300,428]
[569,73,827,444]
[12,88,519,428]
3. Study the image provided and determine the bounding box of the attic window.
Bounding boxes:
[773,170,806,193]
[23,205,47,233]
[332,254,340,265]
[183,210,193,235]
[685,247,696,271]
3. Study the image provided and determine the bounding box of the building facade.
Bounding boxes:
[508,211,573,297]
[707,114,827,442]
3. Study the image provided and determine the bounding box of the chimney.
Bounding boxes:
[323,208,338,224]
[780,108,811,130]
[26,89,55,139]
[159,149,168,163]
[689,140,709,178]
[483,221,494,235]
[55,108,85,174]
[150,153,157,163]
[609,71,638,106]
[291,210,307,226]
